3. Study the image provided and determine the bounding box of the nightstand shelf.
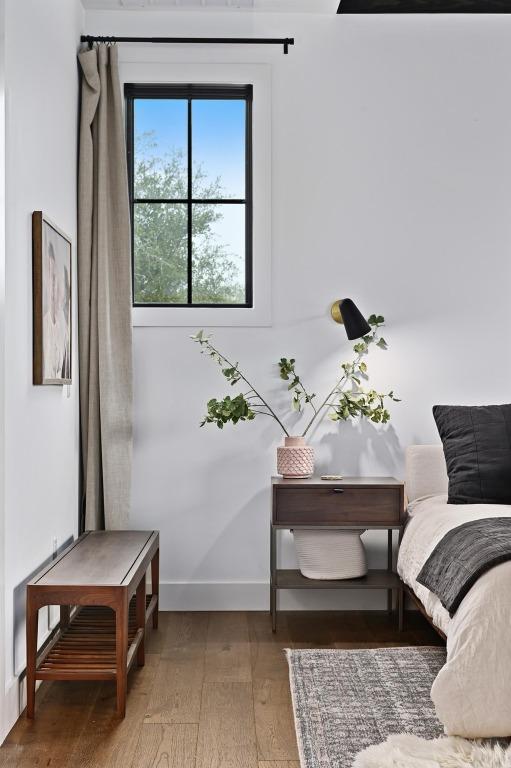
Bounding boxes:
[274,568,402,590]
[270,476,405,631]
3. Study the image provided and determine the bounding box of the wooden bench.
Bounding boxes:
[26,530,159,718]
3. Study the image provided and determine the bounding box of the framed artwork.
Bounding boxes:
[32,211,72,385]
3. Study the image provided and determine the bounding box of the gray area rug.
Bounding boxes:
[287,646,447,768]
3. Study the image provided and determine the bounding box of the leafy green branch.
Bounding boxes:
[192,330,290,435]
[278,358,317,414]
[300,314,398,436]
[200,394,256,429]
[192,314,400,436]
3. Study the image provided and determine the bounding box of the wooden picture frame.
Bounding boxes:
[32,211,72,385]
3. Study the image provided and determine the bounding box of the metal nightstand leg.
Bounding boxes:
[387,529,393,614]
[270,525,277,632]
[398,525,404,632]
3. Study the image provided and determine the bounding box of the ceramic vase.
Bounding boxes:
[277,436,314,479]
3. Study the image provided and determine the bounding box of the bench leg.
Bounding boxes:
[115,594,129,718]
[136,577,145,667]
[26,593,38,719]
[151,548,159,629]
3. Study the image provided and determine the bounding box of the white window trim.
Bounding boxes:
[120,62,272,328]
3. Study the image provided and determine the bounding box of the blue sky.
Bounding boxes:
[135,98,246,281]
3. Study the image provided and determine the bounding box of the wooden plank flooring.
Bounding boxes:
[1,611,443,768]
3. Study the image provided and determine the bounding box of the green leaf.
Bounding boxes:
[368,314,385,327]
[278,357,296,381]
[201,392,257,430]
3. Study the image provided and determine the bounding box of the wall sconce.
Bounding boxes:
[330,298,371,340]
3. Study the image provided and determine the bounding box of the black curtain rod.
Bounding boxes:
[81,35,295,54]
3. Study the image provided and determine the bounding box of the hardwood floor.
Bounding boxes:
[0,610,443,768]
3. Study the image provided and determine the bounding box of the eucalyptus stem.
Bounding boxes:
[205,341,290,437]
[301,374,347,437]
[301,349,365,437]
[298,381,318,414]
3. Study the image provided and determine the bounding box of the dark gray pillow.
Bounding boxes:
[433,404,511,505]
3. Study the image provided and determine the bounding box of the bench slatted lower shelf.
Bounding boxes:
[36,595,157,681]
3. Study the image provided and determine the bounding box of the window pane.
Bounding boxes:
[192,100,246,200]
[134,99,187,200]
[134,203,188,304]
[192,204,245,304]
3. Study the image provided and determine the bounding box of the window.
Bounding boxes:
[125,84,253,308]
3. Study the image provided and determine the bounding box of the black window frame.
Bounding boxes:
[125,82,253,308]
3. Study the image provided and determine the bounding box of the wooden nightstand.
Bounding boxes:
[270,476,405,631]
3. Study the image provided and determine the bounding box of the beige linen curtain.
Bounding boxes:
[78,44,133,530]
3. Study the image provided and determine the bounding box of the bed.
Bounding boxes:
[398,445,511,738]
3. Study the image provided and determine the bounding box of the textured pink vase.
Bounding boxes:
[277,436,314,479]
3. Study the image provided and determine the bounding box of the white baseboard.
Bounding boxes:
[1,676,20,744]
[1,676,46,744]
[1,622,55,744]
[158,581,394,611]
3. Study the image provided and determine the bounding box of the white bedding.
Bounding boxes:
[398,493,511,737]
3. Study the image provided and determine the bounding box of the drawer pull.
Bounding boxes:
[332,488,344,494]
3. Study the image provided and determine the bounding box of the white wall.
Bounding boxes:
[1,0,83,739]
[84,9,511,610]
[0,0,7,744]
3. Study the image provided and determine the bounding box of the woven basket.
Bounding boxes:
[293,529,367,580]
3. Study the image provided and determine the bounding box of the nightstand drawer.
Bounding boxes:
[273,486,401,525]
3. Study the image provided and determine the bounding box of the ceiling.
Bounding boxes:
[81,0,339,12]
[81,0,511,16]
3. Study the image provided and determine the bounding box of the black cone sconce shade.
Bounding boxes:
[331,299,371,340]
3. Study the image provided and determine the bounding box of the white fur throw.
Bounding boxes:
[353,734,511,768]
